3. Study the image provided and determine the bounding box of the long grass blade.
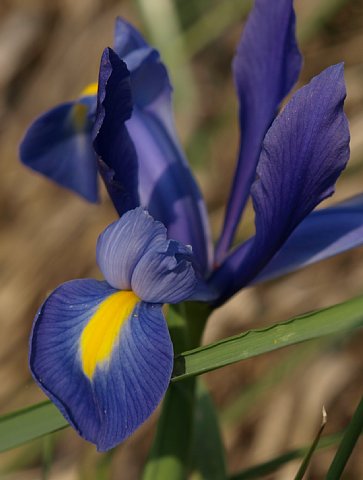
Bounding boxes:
[326,394,363,479]
[229,431,356,480]
[293,407,327,480]
[172,295,363,381]
[0,401,67,453]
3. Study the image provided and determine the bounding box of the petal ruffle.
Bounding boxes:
[211,64,349,303]
[215,0,302,262]
[96,208,167,290]
[93,47,140,216]
[30,279,173,451]
[131,240,197,303]
[20,101,98,202]
[97,207,199,302]
[253,194,363,283]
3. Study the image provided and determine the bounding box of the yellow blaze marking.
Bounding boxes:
[80,82,98,97]
[70,103,88,131]
[80,290,140,379]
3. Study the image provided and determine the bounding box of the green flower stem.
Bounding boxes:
[190,381,227,480]
[142,302,211,480]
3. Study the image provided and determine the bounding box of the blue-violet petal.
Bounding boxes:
[212,64,349,303]
[29,279,173,451]
[216,0,302,262]
[20,101,98,202]
[254,194,363,283]
[96,208,167,291]
[93,47,140,215]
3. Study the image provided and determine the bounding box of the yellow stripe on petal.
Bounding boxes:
[81,82,98,97]
[70,103,88,131]
[80,290,140,379]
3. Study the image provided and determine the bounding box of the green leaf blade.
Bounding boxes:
[326,395,363,479]
[0,401,67,453]
[173,295,363,381]
[229,432,345,480]
[293,407,327,480]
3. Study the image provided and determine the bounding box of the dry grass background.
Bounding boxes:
[0,0,362,478]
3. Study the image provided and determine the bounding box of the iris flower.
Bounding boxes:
[22,0,363,450]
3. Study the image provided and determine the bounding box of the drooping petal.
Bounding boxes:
[253,194,363,283]
[96,207,167,290]
[215,0,302,263]
[20,100,98,202]
[211,64,350,303]
[111,17,212,274]
[30,279,173,452]
[93,48,140,215]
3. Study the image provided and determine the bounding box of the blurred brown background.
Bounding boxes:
[0,0,362,478]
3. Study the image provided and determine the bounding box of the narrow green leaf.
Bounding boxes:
[171,0,253,59]
[326,395,363,479]
[293,407,327,480]
[191,381,226,480]
[136,0,198,123]
[172,295,363,381]
[229,432,349,480]
[0,401,67,453]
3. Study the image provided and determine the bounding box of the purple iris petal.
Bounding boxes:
[93,47,140,216]
[211,64,350,303]
[254,194,363,283]
[127,47,170,108]
[96,208,167,290]
[131,240,197,303]
[215,0,302,263]
[113,17,147,58]
[126,93,212,275]
[19,101,98,202]
[111,17,213,274]
[30,279,173,452]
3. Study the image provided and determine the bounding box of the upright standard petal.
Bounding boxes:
[20,100,98,202]
[93,48,140,215]
[211,64,350,303]
[112,17,212,274]
[254,195,363,283]
[215,0,302,263]
[30,279,173,451]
